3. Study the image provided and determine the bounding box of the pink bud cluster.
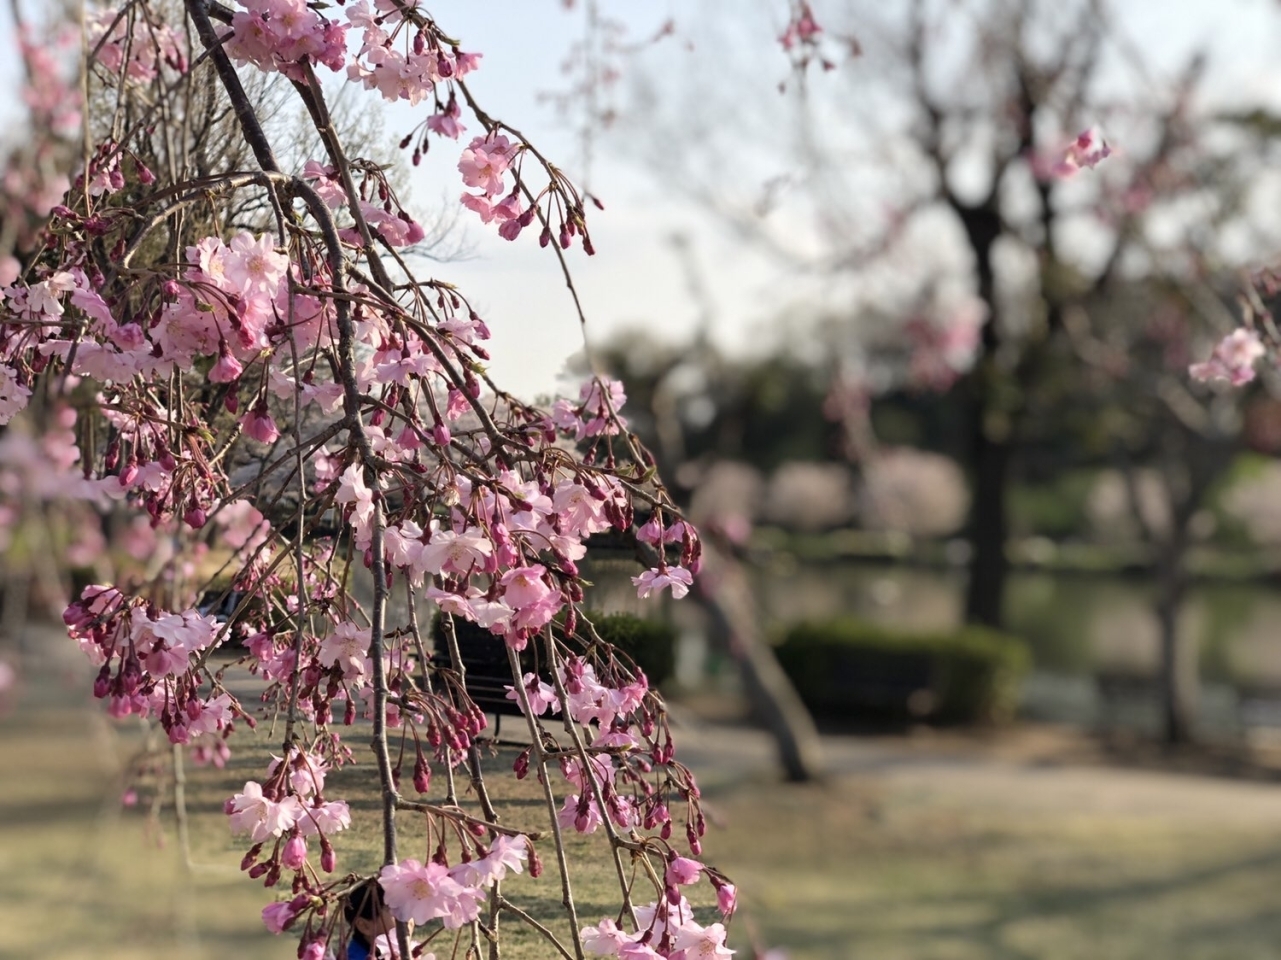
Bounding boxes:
[64,586,241,756]
[229,749,352,888]
[456,130,599,249]
[345,1,481,106]
[778,0,838,76]
[502,651,706,858]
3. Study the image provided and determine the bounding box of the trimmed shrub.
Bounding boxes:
[776,618,1029,724]
[590,612,677,688]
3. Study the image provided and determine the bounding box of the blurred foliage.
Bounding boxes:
[1007,470,1098,541]
[593,333,840,476]
[776,618,1029,725]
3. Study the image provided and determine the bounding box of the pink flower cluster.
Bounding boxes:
[0,363,31,425]
[345,1,481,105]
[459,134,533,240]
[502,656,681,840]
[378,836,527,928]
[779,2,822,51]
[88,8,188,80]
[1189,328,1266,387]
[21,6,718,955]
[64,586,241,754]
[3,230,330,406]
[1035,127,1113,180]
[633,513,701,601]
[374,465,642,651]
[553,376,629,440]
[230,750,352,888]
[580,887,737,959]
[225,0,347,80]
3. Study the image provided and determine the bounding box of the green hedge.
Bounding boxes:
[776,618,1029,724]
[590,612,676,687]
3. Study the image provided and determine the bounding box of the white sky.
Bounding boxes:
[4,1,1281,398]
[391,0,1281,398]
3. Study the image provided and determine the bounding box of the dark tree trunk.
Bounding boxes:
[1155,524,1195,744]
[955,200,1011,629]
[964,387,1011,628]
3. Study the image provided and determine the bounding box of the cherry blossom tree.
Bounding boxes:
[628,0,1281,635]
[1,2,744,957]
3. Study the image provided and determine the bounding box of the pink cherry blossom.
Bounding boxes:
[227,781,303,842]
[505,672,559,716]
[295,799,352,837]
[240,407,280,444]
[671,920,734,959]
[449,834,528,887]
[459,134,516,197]
[665,856,704,887]
[581,917,632,955]
[318,620,369,681]
[416,524,494,577]
[0,365,31,425]
[558,794,603,834]
[631,566,694,600]
[379,858,485,928]
[261,899,300,934]
[1063,127,1112,172]
[427,98,465,139]
[225,231,288,297]
[1189,328,1266,387]
[715,881,738,917]
[281,834,307,870]
[208,347,244,383]
[500,564,552,608]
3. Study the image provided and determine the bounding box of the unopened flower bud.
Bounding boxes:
[241,844,263,871]
[413,754,431,795]
[282,834,306,871]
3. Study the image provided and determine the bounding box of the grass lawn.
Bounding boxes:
[5,641,1281,959]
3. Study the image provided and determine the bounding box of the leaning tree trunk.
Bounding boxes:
[695,544,826,783]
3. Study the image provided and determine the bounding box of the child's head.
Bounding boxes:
[343,879,395,946]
